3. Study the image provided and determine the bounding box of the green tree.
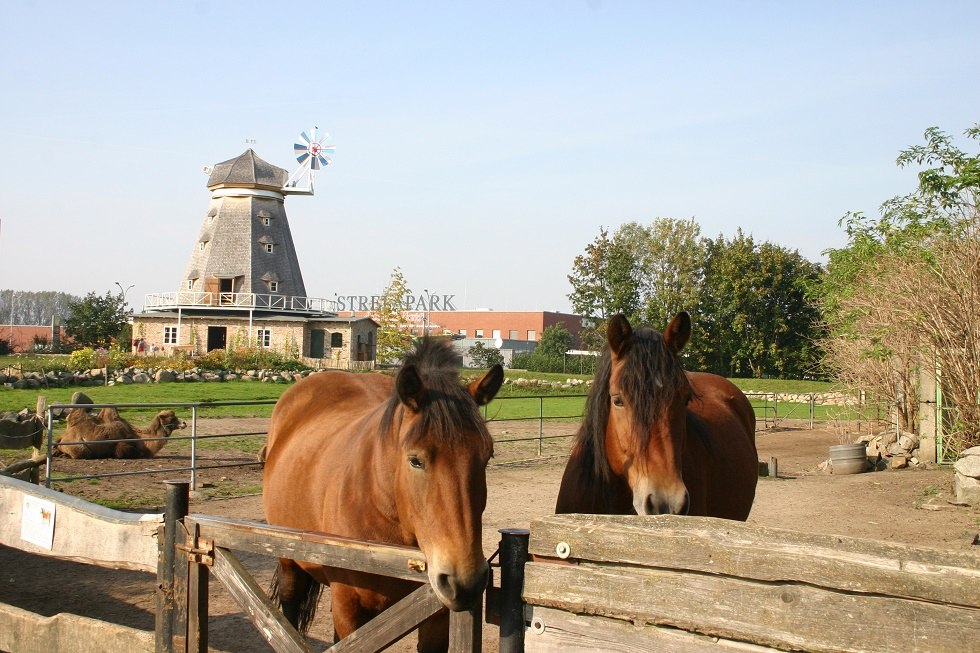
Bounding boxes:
[567,226,641,348]
[537,324,573,357]
[373,267,414,365]
[694,231,823,378]
[638,218,704,330]
[467,342,504,368]
[64,291,130,349]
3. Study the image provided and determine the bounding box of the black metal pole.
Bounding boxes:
[498,528,530,653]
[157,480,189,653]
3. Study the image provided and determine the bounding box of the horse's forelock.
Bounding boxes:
[380,338,492,450]
[578,326,692,482]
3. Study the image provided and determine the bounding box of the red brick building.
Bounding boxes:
[423,311,586,347]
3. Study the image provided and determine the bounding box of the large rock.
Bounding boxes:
[954,472,980,506]
[155,369,178,383]
[953,453,980,479]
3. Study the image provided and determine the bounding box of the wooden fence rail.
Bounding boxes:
[520,514,980,653]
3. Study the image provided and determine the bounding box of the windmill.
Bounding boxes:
[282,127,335,195]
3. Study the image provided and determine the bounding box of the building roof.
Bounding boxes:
[207,149,288,190]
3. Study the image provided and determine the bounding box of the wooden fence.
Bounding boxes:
[0,477,482,653]
[0,473,161,653]
[4,472,979,653]
[519,514,980,653]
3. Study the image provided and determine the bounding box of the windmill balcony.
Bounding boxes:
[142,292,338,315]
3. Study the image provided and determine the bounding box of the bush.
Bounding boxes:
[511,351,597,374]
[67,344,133,370]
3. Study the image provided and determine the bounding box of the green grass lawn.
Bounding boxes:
[1,370,856,424]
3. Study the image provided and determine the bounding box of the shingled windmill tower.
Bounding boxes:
[135,130,378,365]
[185,148,308,300]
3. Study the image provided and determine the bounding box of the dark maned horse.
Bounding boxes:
[263,338,503,652]
[556,313,757,519]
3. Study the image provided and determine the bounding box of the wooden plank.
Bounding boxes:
[449,600,482,653]
[330,584,444,653]
[523,561,979,653]
[187,514,429,582]
[528,514,980,608]
[210,546,311,653]
[0,474,162,571]
[186,523,209,653]
[525,606,781,653]
[0,602,154,653]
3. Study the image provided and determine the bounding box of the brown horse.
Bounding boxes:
[263,338,503,651]
[556,313,757,519]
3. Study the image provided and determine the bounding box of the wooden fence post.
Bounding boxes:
[498,528,530,653]
[157,481,189,653]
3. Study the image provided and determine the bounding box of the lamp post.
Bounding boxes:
[422,288,432,337]
[114,282,134,307]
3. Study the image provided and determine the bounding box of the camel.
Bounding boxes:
[55,393,186,459]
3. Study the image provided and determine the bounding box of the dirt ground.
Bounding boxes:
[2,418,979,652]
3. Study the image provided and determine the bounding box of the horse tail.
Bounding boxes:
[270,559,323,635]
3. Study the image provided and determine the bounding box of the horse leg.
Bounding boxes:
[328,584,377,641]
[417,610,450,653]
[270,558,322,634]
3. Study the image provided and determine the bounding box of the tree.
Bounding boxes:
[694,231,823,378]
[64,291,130,349]
[0,290,79,325]
[638,218,703,330]
[373,267,414,365]
[537,324,574,358]
[820,124,980,451]
[467,342,504,368]
[567,226,642,348]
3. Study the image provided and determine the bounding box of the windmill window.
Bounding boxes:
[262,217,272,226]
[256,329,272,348]
[163,326,178,345]
[475,329,484,338]
[186,280,194,290]
[265,243,275,254]
[199,241,207,252]
[331,332,343,347]
[269,281,279,292]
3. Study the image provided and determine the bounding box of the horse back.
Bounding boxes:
[684,372,758,519]
[266,371,392,454]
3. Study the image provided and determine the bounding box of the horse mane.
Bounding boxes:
[576,325,694,482]
[380,338,492,449]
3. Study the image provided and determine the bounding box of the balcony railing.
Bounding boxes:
[142,292,338,314]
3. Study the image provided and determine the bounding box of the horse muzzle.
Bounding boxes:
[428,558,489,611]
[633,484,690,516]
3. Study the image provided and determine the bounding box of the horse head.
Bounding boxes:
[604,312,693,516]
[389,345,503,611]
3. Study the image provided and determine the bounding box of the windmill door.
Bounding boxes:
[207,326,227,352]
[309,329,325,358]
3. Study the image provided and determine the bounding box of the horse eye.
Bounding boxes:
[611,394,625,408]
[408,455,425,470]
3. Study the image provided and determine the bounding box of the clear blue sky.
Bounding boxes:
[2,1,978,314]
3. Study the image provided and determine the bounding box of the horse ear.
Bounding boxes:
[664,312,691,352]
[396,364,428,412]
[470,364,504,406]
[607,314,633,357]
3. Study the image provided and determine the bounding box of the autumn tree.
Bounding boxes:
[820,124,980,452]
[373,267,414,365]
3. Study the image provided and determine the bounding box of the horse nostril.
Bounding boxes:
[435,573,455,600]
[680,490,691,515]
